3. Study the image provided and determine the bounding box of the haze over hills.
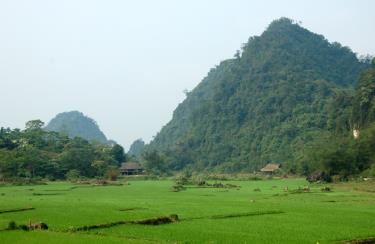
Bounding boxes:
[45,111,109,144]
[148,18,371,172]
[128,139,145,159]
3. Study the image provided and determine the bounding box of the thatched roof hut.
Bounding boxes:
[120,162,144,176]
[260,163,281,174]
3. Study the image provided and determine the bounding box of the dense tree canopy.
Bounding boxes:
[0,121,125,181]
[352,62,375,127]
[147,18,371,173]
[302,60,375,179]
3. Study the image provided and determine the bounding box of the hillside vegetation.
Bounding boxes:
[302,60,375,179]
[128,139,145,160]
[45,111,108,144]
[147,18,371,174]
[0,120,125,181]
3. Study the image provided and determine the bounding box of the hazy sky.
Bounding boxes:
[1,0,374,149]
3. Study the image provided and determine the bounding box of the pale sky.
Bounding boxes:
[0,0,374,149]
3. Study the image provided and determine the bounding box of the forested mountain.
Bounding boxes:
[147,18,371,172]
[45,111,108,144]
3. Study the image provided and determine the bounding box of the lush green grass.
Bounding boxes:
[0,179,374,243]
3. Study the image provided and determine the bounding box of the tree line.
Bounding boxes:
[142,59,375,180]
[0,120,126,182]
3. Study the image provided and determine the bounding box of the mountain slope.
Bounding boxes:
[128,138,145,159]
[45,111,108,144]
[148,18,370,172]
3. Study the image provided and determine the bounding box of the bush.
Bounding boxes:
[171,184,186,192]
[66,170,80,181]
[290,186,310,194]
[331,175,343,183]
[362,164,375,178]
[105,167,120,181]
[174,174,190,186]
[18,224,29,231]
[134,214,179,225]
[35,222,48,230]
[7,221,17,230]
[191,174,207,186]
[307,171,331,183]
[321,186,331,192]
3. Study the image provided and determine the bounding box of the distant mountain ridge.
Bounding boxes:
[45,111,108,144]
[147,18,371,172]
[128,138,145,159]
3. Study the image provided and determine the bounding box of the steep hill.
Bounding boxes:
[128,139,145,159]
[148,18,370,172]
[45,111,108,144]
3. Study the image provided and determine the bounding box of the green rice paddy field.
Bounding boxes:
[0,178,374,243]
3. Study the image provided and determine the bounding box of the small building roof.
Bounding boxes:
[120,162,143,170]
[260,163,281,172]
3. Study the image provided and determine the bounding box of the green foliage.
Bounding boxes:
[105,166,120,181]
[58,137,96,177]
[110,144,126,165]
[0,120,125,181]
[362,164,375,177]
[148,18,370,172]
[65,169,80,181]
[301,63,375,179]
[142,150,167,175]
[352,59,375,127]
[91,160,109,177]
[7,221,17,230]
[25,120,45,131]
[303,123,375,180]
[45,111,108,144]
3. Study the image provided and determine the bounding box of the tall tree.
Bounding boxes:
[110,144,126,165]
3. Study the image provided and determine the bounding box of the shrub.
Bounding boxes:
[331,175,343,183]
[39,222,49,230]
[291,186,310,193]
[18,224,29,231]
[134,215,179,225]
[7,221,17,230]
[66,170,80,181]
[321,186,331,192]
[307,171,331,183]
[362,164,375,178]
[191,174,207,186]
[171,184,186,192]
[174,174,190,186]
[105,167,120,181]
[207,174,229,181]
